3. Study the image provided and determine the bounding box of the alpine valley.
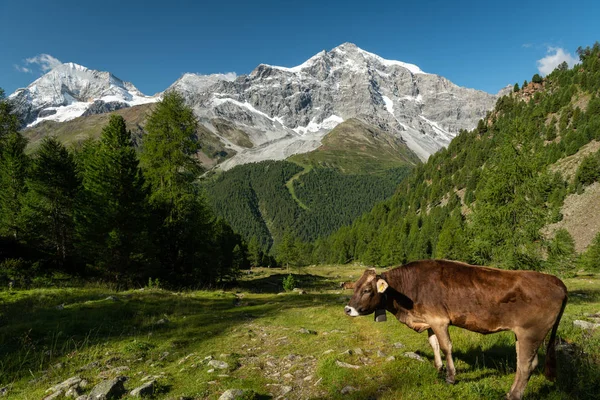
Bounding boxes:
[10,43,506,251]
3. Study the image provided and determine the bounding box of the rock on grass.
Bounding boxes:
[88,377,127,400]
[218,389,246,400]
[130,380,155,397]
[335,360,361,369]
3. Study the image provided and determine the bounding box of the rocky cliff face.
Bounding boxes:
[9,62,158,126]
[11,44,500,170]
[171,43,499,168]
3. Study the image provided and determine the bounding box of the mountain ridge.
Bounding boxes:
[11,43,500,169]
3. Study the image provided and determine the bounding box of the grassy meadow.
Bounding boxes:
[0,265,599,399]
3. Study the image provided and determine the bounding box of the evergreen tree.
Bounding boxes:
[469,128,545,269]
[578,232,600,271]
[141,91,201,206]
[513,83,520,92]
[22,137,80,268]
[0,132,28,240]
[140,91,215,283]
[546,228,576,275]
[79,115,149,281]
[247,236,263,267]
[435,212,466,261]
[0,88,20,142]
[278,231,298,268]
[532,73,543,84]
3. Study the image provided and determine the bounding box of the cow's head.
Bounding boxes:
[344,268,389,317]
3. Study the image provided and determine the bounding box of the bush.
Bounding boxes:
[574,153,600,187]
[282,274,297,291]
[0,258,31,288]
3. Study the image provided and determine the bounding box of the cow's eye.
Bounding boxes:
[363,288,372,294]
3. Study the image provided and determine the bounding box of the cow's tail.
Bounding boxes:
[544,295,567,381]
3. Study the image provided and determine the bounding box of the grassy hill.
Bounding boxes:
[1,266,598,399]
[289,118,420,174]
[22,104,234,169]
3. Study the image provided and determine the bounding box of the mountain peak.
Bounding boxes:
[256,43,428,76]
[60,62,90,72]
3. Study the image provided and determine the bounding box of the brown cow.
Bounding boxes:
[340,281,355,289]
[344,260,567,400]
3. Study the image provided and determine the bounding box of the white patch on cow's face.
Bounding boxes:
[345,306,360,317]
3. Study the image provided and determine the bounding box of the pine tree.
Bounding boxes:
[141,91,201,206]
[0,88,20,143]
[79,115,149,281]
[469,126,545,269]
[513,83,520,92]
[0,132,28,240]
[278,231,298,268]
[247,236,262,267]
[578,232,600,271]
[22,137,80,267]
[546,229,576,276]
[140,91,215,283]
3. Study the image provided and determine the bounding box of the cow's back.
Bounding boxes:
[388,260,567,333]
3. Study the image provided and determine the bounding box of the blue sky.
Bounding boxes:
[1,0,598,96]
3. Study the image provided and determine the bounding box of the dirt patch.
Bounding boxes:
[543,182,600,252]
[549,140,600,182]
[572,92,592,112]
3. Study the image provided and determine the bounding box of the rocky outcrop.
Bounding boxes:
[170,43,499,168]
[82,101,130,117]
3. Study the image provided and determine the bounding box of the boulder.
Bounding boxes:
[207,360,229,370]
[88,377,127,400]
[218,389,246,400]
[130,380,155,397]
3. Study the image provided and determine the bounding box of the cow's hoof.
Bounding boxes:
[445,376,455,385]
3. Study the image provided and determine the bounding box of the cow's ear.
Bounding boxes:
[376,279,389,293]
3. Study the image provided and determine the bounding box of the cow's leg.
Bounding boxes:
[428,328,443,371]
[507,335,543,400]
[431,325,456,384]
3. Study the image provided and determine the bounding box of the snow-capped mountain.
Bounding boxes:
[169,43,498,167]
[11,43,500,169]
[10,62,159,126]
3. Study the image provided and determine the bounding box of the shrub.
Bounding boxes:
[282,274,297,291]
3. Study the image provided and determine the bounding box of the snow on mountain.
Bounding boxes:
[10,62,159,126]
[11,43,499,170]
[168,42,498,168]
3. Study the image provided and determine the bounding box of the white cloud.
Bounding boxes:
[24,53,63,72]
[536,47,578,76]
[14,64,31,73]
[221,72,237,81]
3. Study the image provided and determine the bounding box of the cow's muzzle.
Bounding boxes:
[345,305,359,317]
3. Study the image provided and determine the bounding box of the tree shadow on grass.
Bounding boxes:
[0,288,342,386]
[235,272,336,293]
[567,288,600,304]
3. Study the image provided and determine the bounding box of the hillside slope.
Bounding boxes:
[21,103,234,169]
[202,160,411,253]
[314,43,600,272]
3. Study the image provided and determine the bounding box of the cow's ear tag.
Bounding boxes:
[376,279,388,293]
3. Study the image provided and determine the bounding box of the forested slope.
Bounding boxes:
[314,43,600,273]
[202,161,411,253]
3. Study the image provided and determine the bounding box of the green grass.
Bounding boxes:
[289,118,420,175]
[1,266,599,399]
[285,165,313,210]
